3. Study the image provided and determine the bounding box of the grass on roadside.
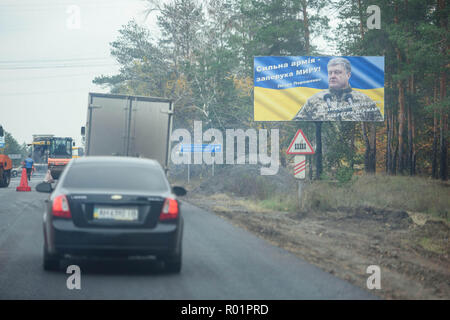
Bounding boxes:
[174,168,449,222]
[301,174,449,221]
[258,194,300,212]
[418,237,447,255]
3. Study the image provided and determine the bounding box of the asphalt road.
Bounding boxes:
[0,176,375,299]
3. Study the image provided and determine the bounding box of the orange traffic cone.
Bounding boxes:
[16,168,31,192]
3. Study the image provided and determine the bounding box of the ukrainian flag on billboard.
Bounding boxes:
[254,56,384,121]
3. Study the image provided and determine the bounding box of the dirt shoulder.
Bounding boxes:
[183,192,450,300]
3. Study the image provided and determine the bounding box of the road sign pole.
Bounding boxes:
[188,162,190,184]
[298,180,303,209]
[294,155,306,179]
[212,147,215,177]
[293,155,306,207]
[286,130,314,207]
[180,143,222,182]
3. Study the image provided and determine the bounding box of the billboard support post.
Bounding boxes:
[315,121,323,180]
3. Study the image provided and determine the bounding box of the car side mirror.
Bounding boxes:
[35,182,53,193]
[172,186,187,197]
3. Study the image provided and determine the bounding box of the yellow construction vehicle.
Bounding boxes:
[0,125,12,187]
[72,146,84,159]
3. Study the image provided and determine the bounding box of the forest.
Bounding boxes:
[93,0,449,181]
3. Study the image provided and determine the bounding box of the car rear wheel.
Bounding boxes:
[50,169,61,180]
[162,249,182,273]
[43,246,61,271]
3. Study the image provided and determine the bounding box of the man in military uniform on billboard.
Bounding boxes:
[293,57,383,121]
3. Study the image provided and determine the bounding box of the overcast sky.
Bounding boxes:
[0,0,160,146]
[0,0,335,147]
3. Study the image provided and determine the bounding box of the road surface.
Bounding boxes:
[0,177,375,299]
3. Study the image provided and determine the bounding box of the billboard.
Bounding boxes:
[254,56,384,121]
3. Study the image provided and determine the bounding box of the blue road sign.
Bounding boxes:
[180,144,222,153]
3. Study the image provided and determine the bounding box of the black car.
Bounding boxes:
[36,156,186,273]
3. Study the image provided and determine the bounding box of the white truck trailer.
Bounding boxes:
[82,93,173,171]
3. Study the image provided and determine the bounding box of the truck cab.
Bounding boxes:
[0,125,12,187]
[48,137,73,179]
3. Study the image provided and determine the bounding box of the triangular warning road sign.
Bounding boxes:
[286,129,315,155]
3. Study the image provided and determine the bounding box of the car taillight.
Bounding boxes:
[159,198,179,220]
[52,195,71,218]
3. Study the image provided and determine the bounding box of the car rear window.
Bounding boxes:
[62,163,170,192]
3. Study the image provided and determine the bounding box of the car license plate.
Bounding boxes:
[93,206,138,221]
